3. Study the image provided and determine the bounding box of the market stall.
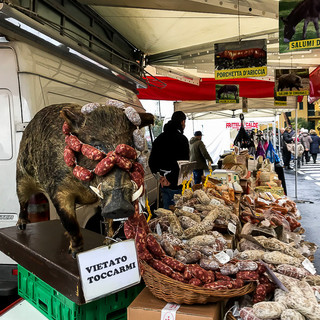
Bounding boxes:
[123,148,319,319]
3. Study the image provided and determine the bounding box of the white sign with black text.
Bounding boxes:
[77,239,140,302]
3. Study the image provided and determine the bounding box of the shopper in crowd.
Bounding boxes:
[291,136,304,168]
[189,131,213,184]
[282,127,293,170]
[300,129,312,164]
[310,129,320,164]
[149,111,189,209]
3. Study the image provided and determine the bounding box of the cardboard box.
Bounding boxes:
[210,169,239,184]
[127,287,222,320]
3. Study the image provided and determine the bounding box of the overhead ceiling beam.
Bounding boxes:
[78,0,276,17]
[148,28,278,64]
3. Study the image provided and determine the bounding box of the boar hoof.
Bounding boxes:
[17,223,26,230]
[16,219,30,230]
[68,246,81,259]
[103,238,114,246]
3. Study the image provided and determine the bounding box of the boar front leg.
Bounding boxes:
[51,193,83,258]
[17,200,30,230]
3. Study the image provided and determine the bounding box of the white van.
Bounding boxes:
[0,39,157,291]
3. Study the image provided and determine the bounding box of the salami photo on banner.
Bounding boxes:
[275,69,309,96]
[279,0,320,53]
[216,84,239,103]
[214,39,267,80]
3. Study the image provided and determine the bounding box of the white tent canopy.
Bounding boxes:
[80,0,320,79]
[174,97,296,120]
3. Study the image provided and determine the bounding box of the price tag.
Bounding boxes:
[156,223,162,236]
[161,303,181,320]
[225,249,234,259]
[228,222,237,234]
[214,251,230,265]
[209,198,221,206]
[182,206,194,213]
[315,290,320,302]
[302,258,317,275]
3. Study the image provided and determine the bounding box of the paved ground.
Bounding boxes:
[284,160,320,273]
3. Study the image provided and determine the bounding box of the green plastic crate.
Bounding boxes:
[18,265,144,320]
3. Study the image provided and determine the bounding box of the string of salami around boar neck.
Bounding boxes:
[62,121,144,190]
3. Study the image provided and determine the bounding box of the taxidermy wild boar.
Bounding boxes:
[16,103,153,256]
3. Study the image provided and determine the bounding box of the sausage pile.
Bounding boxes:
[229,190,320,320]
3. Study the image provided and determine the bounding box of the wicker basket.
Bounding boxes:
[140,260,256,304]
[225,311,237,320]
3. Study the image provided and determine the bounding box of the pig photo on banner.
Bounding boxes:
[275,69,309,96]
[214,39,267,80]
[216,84,239,103]
[279,0,320,53]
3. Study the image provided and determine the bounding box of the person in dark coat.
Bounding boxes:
[189,131,213,184]
[149,111,189,209]
[310,129,320,164]
[282,127,293,170]
[300,129,312,164]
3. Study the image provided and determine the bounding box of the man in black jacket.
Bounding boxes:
[149,111,189,209]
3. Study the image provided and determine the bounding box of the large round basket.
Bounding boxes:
[140,260,256,305]
[225,311,237,320]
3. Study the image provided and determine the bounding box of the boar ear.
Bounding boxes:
[139,112,154,128]
[60,107,86,131]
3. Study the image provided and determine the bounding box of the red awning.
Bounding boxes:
[309,66,320,103]
[138,77,275,100]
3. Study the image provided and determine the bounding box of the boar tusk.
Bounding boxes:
[131,180,138,192]
[132,185,143,201]
[90,186,104,199]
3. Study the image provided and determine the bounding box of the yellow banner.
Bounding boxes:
[217,99,238,103]
[277,90,309,96]
[289,38,320,51]
[274,101,287,106]
[215,66,267,79]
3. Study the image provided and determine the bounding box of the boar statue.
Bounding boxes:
[16,102,154,256]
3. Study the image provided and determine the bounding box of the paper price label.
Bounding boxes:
[182,206,194,213]
[315,290,320,302]
[161,303,181,320]
[225,249,234,259]
[156,223,162,236]
[302,258,317,275]
[210,198,221,206]
[214,251,230,265]
[228,222,237,234]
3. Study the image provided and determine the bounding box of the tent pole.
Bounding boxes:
[273,114,277,148]
[277,115,281,153]
[295,97,298,199]
[192,113,195,134]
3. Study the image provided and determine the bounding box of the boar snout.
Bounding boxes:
[102,191,135,219]
[97,168,136,219]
